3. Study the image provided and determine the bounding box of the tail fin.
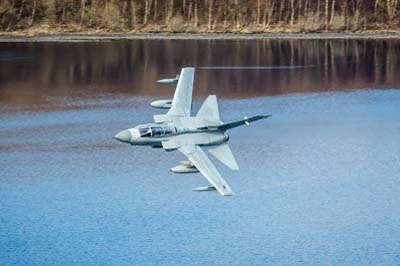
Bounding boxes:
[197,95,271,130]
[213,115,271,130]
[196,95,222,124]
[207,143,239,170]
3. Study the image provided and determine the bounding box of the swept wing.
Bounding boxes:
[167,68,195,117]
[179,145,234,196]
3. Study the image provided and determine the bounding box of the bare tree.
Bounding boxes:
[386,0,399,23]
[290,0,295,25]
[78,0,85,30]
[153,0,158,21]
[167,0,174,23]
[235,0,241,29]
[144,0,151,25]
[17,0,26,20]
[1,0,400,32]
[325,0,329,31]
[316,0,321,26]
[263,0,275,27]
[343,0,348,29]
[330,0,335,25]
[208,0,213,30]
[194,0,198,26]
[30,0,37,26]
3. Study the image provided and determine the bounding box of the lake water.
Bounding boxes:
[1,40,400,266]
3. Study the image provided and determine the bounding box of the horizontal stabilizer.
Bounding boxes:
[213,115,271,130]
[207,143,239,170]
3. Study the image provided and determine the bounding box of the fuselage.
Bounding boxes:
[114,123,228,148]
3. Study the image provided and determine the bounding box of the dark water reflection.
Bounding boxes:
[0,39,400,110]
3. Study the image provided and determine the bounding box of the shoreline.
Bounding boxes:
[1,32,400,42]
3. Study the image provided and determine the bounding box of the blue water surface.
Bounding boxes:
[1,89,400,266]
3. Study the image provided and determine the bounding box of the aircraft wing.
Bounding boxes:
[167,68,195,117]
[178,145,234,196]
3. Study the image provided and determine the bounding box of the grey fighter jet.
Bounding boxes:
[114,68,270,196]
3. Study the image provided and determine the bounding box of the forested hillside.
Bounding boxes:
[1,0,399,33]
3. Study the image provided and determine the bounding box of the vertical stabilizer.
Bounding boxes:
[196,95,221,124]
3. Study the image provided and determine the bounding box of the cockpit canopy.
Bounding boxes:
[137,125,175,138]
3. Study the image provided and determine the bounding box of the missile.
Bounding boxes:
[150,99,172,109]
[170,164,198,174]
[192,186,216,192]
[157,74,180,84]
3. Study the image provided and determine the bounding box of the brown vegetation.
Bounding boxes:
[0,0,399,33]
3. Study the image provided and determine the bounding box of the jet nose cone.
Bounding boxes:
[114,130,132,143]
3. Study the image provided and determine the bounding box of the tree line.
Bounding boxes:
[0,0,399,32]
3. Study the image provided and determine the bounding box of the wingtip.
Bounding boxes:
[220,186,235,196]
[262,114,272,119]
[182,67,195,71]
[231,163,240,171]
[221,191,235,196]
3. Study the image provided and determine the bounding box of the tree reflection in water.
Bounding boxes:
[0,39,399,110]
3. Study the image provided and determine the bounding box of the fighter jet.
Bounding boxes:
[114,68,270,196]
